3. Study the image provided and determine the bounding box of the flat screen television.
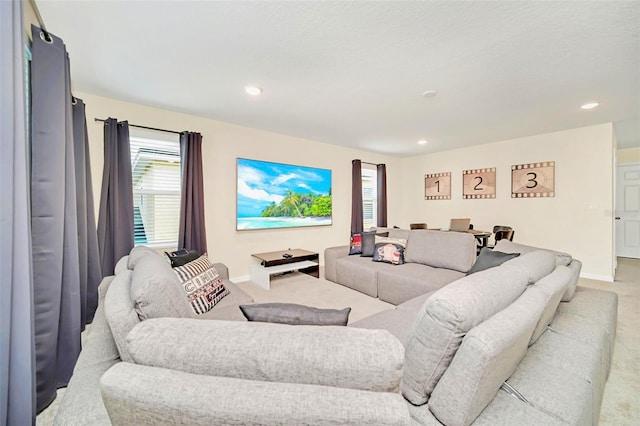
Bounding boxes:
[236,158,333,230]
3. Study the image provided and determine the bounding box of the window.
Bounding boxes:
[362,167,377,230]
[130,129,181,248]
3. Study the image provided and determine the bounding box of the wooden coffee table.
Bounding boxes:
[250,249,319,289]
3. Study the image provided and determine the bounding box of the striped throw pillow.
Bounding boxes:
[173,255,229,315]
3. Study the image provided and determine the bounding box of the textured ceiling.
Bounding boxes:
[37,0,639,156]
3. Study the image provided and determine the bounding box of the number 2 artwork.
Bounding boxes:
[511,161,555,198]
[463,168,496,199]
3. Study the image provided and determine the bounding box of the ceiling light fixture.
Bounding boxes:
[422,90,437,98]
[418,139,428,145]
[245,86,262,96]
[580,102,599,110]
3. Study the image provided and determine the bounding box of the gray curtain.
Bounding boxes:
[0,1,36,424]
[351,159,363,233]
[30,25,78,412]
[30,24,102,413]
[72,99,102,325]
[97,119,134,275]
[377,164,388,227]
[178,132,208,253]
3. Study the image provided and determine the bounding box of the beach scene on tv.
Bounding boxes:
[237,158,332,230]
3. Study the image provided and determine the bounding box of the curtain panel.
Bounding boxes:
[376,164,388,227]
[351,159,363,234]
[30,24,102,412]
[97,119,134,276]
[0,1,36,424]
[178,132,208,254]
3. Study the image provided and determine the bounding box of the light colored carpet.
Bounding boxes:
[37,260,639,425]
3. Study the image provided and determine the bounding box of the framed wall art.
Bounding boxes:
[425,172,451,200]
[463,168,496,199]
[511,161,555,198]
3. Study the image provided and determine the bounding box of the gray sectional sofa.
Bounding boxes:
[53,237,618,426]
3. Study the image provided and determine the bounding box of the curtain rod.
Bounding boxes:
[355,160,381,166]
[94,118,182,135]
[28,0,49,34]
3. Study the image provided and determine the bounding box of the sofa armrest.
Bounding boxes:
[101,363,412,426]
[126,317,404,392]
[211,262,229,280]
[324,245,350,282]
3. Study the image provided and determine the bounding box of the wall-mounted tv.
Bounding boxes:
[236,158,333,230]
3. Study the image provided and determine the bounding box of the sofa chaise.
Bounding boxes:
[53,237,617,425]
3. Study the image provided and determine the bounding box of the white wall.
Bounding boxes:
[618,147,640,165]
[77,91,400,280]
[397,124,615,280]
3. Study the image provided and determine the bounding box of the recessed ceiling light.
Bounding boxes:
[418,139,428,145]
[422,90,437,98]
[581,102,599,110]
[245,86,262,96]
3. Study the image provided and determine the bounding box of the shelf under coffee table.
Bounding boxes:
[250,249,319,289]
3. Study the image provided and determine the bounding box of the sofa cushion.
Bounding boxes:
[103,270,139,362]
[126,318,405,393]
[101,363,413,426]
[130,252,193,321]
[467,390,569,426]
[349,308,416,347]
[562,258,582,301]
[360,231,389,257]
[527,330,606,424]
[402,262,530,405]
[127,245,158,269]
[404,230,477,273]
[335,255,390,297]
[113,255,129,275]
[239,303,351,326]
[429,284,547,426]
[372,227,411,240]
[173,255,229,315]
[372,236,407,265]
[500,250,557,285]
[467,248,520,275]
[494,239,572,267]
[528,265,571,345]
[377,263,464,305]
[506,353,594,425]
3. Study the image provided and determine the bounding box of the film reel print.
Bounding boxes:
[463,168,496,199]
[425,172,451,200]
[511,161,555,198]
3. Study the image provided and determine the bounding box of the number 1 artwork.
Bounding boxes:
[511,161,555,198]
[425,172,451,200]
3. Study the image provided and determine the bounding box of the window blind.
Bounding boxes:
[362,167,377,230]
[129,129,181,248]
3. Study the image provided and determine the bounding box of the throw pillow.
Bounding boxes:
[172,255,229,315]
[165,249,201,267]
[239,303,351,326]
[349,232,363,255]
[467,248,520,275]
[372,236,407,265]
[360,231,389,257]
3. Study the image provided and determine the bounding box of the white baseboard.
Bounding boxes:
[580,272,614,283]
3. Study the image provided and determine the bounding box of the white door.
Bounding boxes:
[616,163,640,258]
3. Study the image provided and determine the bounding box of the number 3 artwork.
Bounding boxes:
[511,161,555,197]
